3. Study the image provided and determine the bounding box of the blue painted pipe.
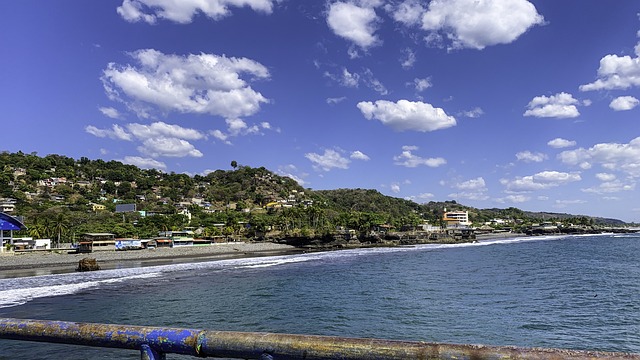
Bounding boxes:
[2,318,640,360]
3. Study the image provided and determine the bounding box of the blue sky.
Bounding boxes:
[2,1,640,222]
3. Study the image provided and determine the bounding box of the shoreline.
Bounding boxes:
[0,231,605,279]
[0,242,303,279]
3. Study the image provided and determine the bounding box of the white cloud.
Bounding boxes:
[326,1,381,49]
[117,0,276,24]
[582,179,635,194]
[387,0,424,26]
[554,199,587,208]
[400,48,417,69]
[393,146,446,168]
[86,121,206,158]
[350,150,370,161]
[495,194,530,203]
[558,137,640,177]
[448,177,488,200]
[357,99,456,132]
[362,68,388,95]
[523,92,580,118]
[411,77,432,92]
[85,124,133,141]
[327,96,347,105]
[580,45,640,91]
[609,96,639,111]
[305,149,351,171]
[419,0,544,50]
[119,156,167,170]
[339,68,360,87]
[127,122,204,140]
[102,49,269,121]
[548,138,576,149]
[595,173,616,182]
[99,106,121,119]
[500,171,581,191]
[325,67,387,94]
[390,183,401,193]
[138,137,203,158]
[516,150,547,163]
[459,107,484,118]
[454,177,486,191]
[277,165,308,186]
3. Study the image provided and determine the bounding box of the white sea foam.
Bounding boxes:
[0,272,160,309]
[0,233,617,309]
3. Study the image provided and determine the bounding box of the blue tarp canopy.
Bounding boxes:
[0,212,26,231]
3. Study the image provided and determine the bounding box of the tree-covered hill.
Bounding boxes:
[0,151,631,242]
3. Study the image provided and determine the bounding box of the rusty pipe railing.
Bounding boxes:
[1,318,639,360]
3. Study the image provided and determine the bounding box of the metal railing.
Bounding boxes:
[1,318,639,360]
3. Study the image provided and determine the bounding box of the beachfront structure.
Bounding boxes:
[158,230,195,247]
[10,238,51,251]
[0,212,27,252]
[443,210,471,227]
[77,233,116,253]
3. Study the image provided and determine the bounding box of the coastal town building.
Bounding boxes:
[443,210,471,227]
[0,212,27,252]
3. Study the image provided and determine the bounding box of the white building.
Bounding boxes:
[443,210,471,227]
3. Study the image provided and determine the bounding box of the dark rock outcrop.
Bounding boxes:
[76,257,100,272]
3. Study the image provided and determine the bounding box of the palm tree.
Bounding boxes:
[51,213,69,248]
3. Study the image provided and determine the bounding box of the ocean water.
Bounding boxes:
[0,233,639,359]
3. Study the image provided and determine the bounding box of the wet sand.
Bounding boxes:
[0,242,302,278]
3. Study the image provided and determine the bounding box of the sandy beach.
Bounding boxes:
[0,242,302,278]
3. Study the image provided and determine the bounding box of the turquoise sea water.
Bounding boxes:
[1,233,639,359]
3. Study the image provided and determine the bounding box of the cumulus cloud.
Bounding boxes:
[418,0,544,50]
[117,0,276,24]
[85,121,206,158]
[558,137,640,177]
[127,122,204,140]
[448,177,489,200]
[350,150,370,160]
[495,194,530,203]
[85,124,133,141]
[459,107,484,118]
[582,173,636,195]
[454,177,486,191]
[390,183,401,193]
[276,164,308,186]
[102,49,269,121]
[118,156,167,170]
[595,173,616,182]
[400,48,417,69]
[387,0,424,25]
[580,44,640,91]
[548,138,576,149]
[523,92,580,118]
[516,150,547,163]
[138,137,203,158]
[326,1,382,49]
[393,145,446,168]
[582,180,635,194]
[410,77,432,92]
[99,106,121,119]
[609,96,639,111]
[357,99,456,132]
[500,171,581,191]
[305,149,351,171]
[210,119,273,145]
